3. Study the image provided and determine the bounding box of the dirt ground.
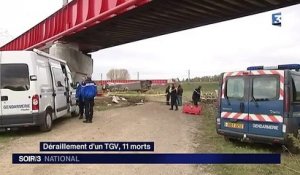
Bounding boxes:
[0,102,208,175]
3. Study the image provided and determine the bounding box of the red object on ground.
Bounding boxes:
[182,103,202,115]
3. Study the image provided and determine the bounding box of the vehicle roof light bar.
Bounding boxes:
[247,64,300,70]
[246,66,264,70]
[278,64,300,70]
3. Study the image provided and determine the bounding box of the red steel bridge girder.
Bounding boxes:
[0,0,149,51]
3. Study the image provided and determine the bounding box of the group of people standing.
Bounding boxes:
[165,84,183,111]
[165,84,202,110]
[75,75,98,123]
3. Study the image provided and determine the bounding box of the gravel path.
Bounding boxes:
[0,102,208,175]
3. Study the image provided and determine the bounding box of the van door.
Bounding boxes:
[0,63,33,124]
[50,61,68,118]
[220,72,249,134]
[248,70,284,138]
[291,72,300,135]
[66,66,77,109]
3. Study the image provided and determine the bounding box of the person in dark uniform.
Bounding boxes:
[165,84,171,105]
[75,81,84,119]
[177,84,183,106]
[169,84,178,111]
[82,75,97,123]
[192,86,201,106]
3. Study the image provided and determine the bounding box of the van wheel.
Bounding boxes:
[71,105,80,117]
[71,111,79,117]
[224,136,236,142]
[40,111,52,132]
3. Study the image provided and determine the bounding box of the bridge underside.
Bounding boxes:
[63,0,300,53]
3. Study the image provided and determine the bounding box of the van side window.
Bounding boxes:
[226,77,244,99]
[291,74,300,101]
[0,64,30,91]
[253,76,278,100]
[52,68,65,87]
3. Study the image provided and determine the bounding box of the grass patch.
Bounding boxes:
[181,82,218,93]
[196,104,300,175]
[147,82,219,103]
[150,82,218,93]
[106,82,219,105]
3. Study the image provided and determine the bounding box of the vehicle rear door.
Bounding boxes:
[0,63,33,124]
[65,65,77,108]
[220,71,250,134]
[290,72,300,135]
[248,70,284,138]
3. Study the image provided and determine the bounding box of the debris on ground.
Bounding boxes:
[135,99,144,105]
[112,96,119,104]
[94,95,146,111]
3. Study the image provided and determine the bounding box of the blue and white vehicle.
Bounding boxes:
[216,64,300,144]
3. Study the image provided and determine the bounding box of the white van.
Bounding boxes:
[0,49,78,131]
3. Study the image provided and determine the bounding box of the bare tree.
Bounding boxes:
[106,69,130,80]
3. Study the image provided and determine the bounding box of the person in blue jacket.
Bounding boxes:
[75,77,85,119]
[82,75,97,123]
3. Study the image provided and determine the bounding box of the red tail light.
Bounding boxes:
[32,95,39,111]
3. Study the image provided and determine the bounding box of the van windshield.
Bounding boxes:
[0,64,30,91]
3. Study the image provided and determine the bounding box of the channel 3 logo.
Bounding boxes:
[272,12,281,26]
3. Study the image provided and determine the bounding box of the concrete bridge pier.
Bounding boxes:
[49,42,93,83]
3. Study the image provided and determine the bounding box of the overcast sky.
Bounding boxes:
[1,1,300,80]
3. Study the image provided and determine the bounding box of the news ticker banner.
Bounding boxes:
[40,142,154,152]
[13,153,280,164]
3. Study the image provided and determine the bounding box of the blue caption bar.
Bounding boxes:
[12,153,280,164]
[40,142,154,152]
